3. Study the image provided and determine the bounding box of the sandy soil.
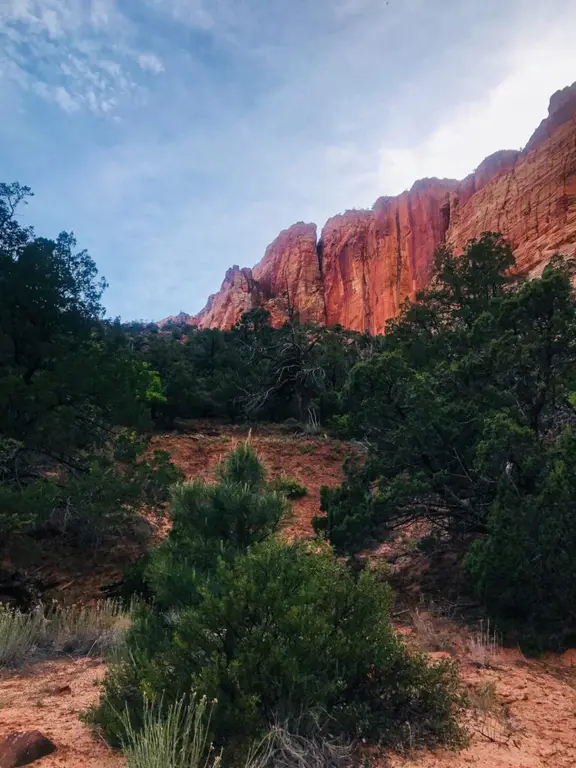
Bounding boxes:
[0,658,123,767]
[1,641,574,768]
[386,645,576,767]
[1,428,575,768]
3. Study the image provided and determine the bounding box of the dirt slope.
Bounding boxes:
[150,426,349,539]
[1,428,575,768]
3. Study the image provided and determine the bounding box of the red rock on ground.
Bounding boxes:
[0,731,56,768]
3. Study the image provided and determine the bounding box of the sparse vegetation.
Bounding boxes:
[243,724,353,768]
[120,694,220,768]
[270,474,308,499]
[0,599,133,667]
[467,620,501,669]
[410,608,455,655]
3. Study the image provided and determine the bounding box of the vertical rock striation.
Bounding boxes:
[174,81,576,332]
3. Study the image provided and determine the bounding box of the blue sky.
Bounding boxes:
[1,0,575,321]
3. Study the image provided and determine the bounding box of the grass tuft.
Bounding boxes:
[0,599,134,668]
[120,694,221,768]
[0,605,45,667]
[468,619,501,668]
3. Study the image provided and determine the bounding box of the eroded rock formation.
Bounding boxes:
[175,82,576,333]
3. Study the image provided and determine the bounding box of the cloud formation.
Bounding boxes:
[0,0,162,114]
[0,0,575,320]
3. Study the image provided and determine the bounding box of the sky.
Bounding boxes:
[1,0,575,321]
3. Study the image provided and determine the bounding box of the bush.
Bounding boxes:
[313,457,376,554]
[93,539,464,755]
[0,437,184,546]
[270,475,307,500]
[465,428,576,650]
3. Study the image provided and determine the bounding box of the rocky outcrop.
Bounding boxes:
[156,311,192,328]
[191,266,259,329]
[252,223,325,326]
[320,179,459,333]
[446,84,576,277]
[170,81,576,332]
[190,223,325,329]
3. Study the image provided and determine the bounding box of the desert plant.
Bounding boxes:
[410,608,455,654]
[0,605,46,666]
[48,599,135,655]
[121,694,220,768]
[94,539,464,754]
[270,475,307,500]
[467,619,501,668]
[0,599,134,667]
[244,724,352,768]
[145,443,287,608]
[467,682,511,744]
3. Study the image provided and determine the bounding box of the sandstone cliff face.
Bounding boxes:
[321,179,459,333]
[446,88,576,276]
[252,223,325,327]
[191,224,325,329]
[180,81,576,332]
[192,266,258,329]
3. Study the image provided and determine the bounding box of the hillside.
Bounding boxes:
[171,81,576,333]
[2,428,575,768]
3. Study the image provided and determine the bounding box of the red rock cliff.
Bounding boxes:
[182,82,576,332]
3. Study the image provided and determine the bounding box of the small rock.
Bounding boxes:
[41,684,71,696]
[0,731,56,767]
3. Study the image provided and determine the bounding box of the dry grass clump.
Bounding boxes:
[467,681,513,745]
[409,608,455,654]
[245,724,352,768]
[0,599,134,667]
[468,619,501,668]
[120,699,353,768]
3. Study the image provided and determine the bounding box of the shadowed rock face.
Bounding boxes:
[171,82,576,332]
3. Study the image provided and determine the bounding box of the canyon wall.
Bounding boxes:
[181,82,576,333]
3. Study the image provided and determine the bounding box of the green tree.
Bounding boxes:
[93,446,463,756]
[0,183,177,540]
[145,443,287,608]
[316,234,576,646]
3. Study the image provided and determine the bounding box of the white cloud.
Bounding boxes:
[377,6,576,194]
[0,0,81,37]
[138,53,164,74]
[52,84,80,112]
[0,0,158,115]
[90,0,117,29]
